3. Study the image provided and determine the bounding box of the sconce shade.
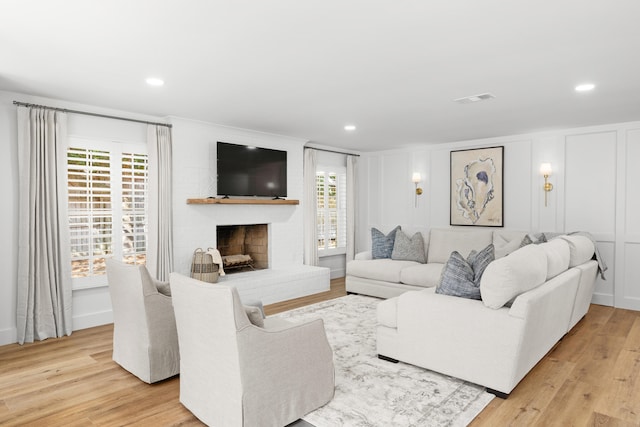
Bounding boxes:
[540,163,552,176]
[412,172,422,183]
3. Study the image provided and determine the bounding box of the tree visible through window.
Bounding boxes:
[67,139,148,287]
[316,169,346,254]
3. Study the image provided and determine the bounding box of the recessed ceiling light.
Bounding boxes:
[344,125,356,131]
[146,77,164,87]
[575,83,595,92]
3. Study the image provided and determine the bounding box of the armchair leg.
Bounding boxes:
[378,354,399,363]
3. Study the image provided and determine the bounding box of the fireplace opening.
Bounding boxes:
[216,224,268,273]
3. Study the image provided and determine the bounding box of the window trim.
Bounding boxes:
[316,165,347,258]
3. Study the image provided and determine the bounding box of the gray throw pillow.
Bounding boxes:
[391,230,426,263]
[520,233,547,248]
[156,282,171,297]
[244,305,264,327]
[436,244,495,300]
[371,226,401,259]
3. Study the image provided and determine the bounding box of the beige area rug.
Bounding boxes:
[276,294,494,427]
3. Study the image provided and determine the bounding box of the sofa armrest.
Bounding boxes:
[388,290,524,393]
[355,251,372,260]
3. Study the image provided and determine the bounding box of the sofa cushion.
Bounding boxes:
[436,244,495,300]
[480,244,548,309]
[355,251,372,260]
[347,259,418,283]
[371,226,401,259]
[427,228,493,263]
[392,230,426,263]
[539,238,570,280]
[559,235,595,267]
[400,263,444,288]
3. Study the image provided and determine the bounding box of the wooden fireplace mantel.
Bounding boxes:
[187,198,299,206]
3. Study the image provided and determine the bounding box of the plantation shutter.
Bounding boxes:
[67,147,113,279]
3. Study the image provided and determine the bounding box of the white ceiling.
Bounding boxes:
[2,0,640,151]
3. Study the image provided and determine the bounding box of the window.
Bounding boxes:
[67,138,148,288]
[316,167,346,255]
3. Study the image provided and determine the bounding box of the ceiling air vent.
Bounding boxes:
[454,93,496,104]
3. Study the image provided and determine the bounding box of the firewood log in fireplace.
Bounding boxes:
[222,254,254,270]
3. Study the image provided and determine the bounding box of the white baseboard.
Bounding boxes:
[330,268,346,280]
[0,327,17,346]
[591,293,614,307]
[0,311,113,346]
[73,310,113,331]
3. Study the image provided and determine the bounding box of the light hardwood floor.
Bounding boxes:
[1,277,639,426]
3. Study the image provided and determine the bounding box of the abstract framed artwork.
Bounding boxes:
[450,146,504,227]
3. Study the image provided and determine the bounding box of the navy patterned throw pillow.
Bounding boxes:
[371,226,401,259]
[436,244,495,300]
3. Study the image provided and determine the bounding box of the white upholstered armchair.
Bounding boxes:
[106,259,180,383]
[170,273,335,427]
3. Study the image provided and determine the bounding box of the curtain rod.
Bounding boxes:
[13,101,172,128]
[305,146,360,157]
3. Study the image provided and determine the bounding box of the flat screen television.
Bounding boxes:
[217,141,287,198]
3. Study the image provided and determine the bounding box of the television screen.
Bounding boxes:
[217,142,287,198]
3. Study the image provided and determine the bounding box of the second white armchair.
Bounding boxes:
[170,273,335,427]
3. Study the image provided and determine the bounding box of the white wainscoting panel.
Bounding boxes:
[625,129,640,235]
[565,132,617,235]
[592,241,615,306]
[622,242,640,310]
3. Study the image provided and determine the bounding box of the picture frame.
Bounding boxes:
[450,146,504,227]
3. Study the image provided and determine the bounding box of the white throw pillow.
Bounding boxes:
[480,244,548,309]
[539,238,571,280]
[493,230,527,258]
[559,235,595,267]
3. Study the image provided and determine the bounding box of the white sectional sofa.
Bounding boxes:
[347,228,525,299]
[362,228,599,397]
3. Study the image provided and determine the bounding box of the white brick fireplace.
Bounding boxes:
[170,117,330,304]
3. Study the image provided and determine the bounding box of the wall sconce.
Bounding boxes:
[412,173,423,207]
[540,163,553,207]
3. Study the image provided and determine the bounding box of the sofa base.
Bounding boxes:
[377,354,399,363]
[346,275,428,299]
[486,388,510,399]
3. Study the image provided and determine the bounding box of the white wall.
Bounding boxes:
[0,91,308,345]
[0,92,19,345]
[357,121,640,310]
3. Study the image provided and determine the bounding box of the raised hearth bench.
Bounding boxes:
[216,265,330,305]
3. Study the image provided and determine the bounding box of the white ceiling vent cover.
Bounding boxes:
[454,93,496,104]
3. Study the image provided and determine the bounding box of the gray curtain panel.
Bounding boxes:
[346,155,358,261]
[303,148,319,266]
[147,125,174,281]
[16,106,72,344]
